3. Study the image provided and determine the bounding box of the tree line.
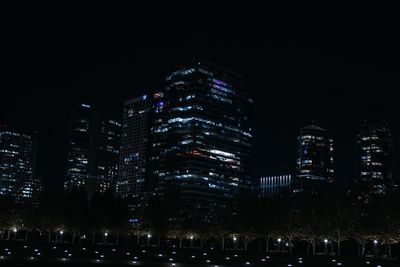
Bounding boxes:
[0,186,399,259]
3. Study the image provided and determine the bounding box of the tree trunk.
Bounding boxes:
[48,232,51,243]
[266,236,270,253]
[221,236,225,250]
[158,236,161,247]
[289,240,293,254]
[6,230,10,240]
[258,239,261,252]
[312,242,316,255]
[361,238,366,257]
[92,231,96,245]
[337,240,341,256]
[136,235,140,246]
[244,240,248,251]
[72,231,76,244]
[200,238,203,249]
[25,231,29,241]
[116,233,119,246]
[179,238,182,248]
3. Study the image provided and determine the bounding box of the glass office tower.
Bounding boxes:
[356,121,394,194]
[296,124,334,193]
[150,60,253,222]
[0,125,38,202]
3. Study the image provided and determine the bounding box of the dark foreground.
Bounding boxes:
[1,244,398,267]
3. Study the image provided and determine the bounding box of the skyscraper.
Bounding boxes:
[296,124,334,192]
[0,125,38,202]
[117,94,154,198]
[356,121,394,194]
[151,60,253,222]
[65,104,121,197]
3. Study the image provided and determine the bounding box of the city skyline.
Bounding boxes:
[2,27,399,193]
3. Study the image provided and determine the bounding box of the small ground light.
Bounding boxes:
[62,258,66,261]
[366,262,370,264]
[288,264,292,267]
[262,259,266,262]
[246,262,251,265]
[171,264,176,266]
[132,261,137,264]
[34,249,38,252]
[134,256,138,259]
[191,255,195,258]
[7,252,11,255]
[82,248,86,250]
[37,253,41,256]
[53,247,57,249]
[24,246,28,248]
[30,257,34,260]
[337,263,342,266]
[332,259,336,262]
[377,265,382,267]
[226,257,230,260]
[206,259,211,263]
[96,259,100,262]
[158,254,163,257]
[234,254,238,257]
[142,250,146,253]
[203,252,207,255]
[112,249,116,252]
[126,252,131,255]
[0,256,4,259]
[68,254,72,257]
[100,255,104,258]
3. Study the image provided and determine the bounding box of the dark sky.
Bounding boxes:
[1,12,399,192]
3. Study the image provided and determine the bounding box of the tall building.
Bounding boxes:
[296,124,334,192]
[150,60,253,222]
[117,94,154,198]
[259,174,293,199]
[356,121,394,194]
[0,125,38,202]
[65,104,121,197]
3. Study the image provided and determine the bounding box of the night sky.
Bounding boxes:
[2,13,399,193]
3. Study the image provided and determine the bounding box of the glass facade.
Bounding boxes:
[117,94,154,198]
[356,121,394,194]
[296,124,334,191]
[150,60,253,222]
[0,125,38,201]
[65,104,121,197]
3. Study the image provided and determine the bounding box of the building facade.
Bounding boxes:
[117,94,154,198]
[150,60,253,222]
[0,125,39,202]
[296,124,334,192]
[259,174,292,199]
[356,121,394,194]
[65,104,121,197]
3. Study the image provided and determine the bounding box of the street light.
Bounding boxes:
[147,234,151,246]
[12,228,17,233]
[277,238,282,252]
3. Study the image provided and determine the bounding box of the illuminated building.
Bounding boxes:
[356,121,394,194]
[117,94,154,198]
[150,60,253,222]
[259,174,293,199]
[296,124,334,192]
[65,104,121,197]
[0,125,38,202]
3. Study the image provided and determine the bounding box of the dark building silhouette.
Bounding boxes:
[65,104,121,197]
[150,60,253,222]
[0,125,39,202]
[295,124,334,193]
[355,121,394,194]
